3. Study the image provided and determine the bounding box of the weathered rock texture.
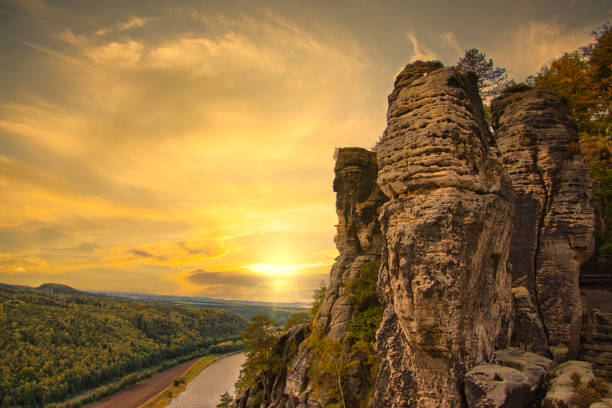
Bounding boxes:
[465,347,554,407]
[492,87,596,361]
[284,147,387,407]
[465,365,533,408]
[237,147,387,407]
[372,61,515,408]
[542,360,596,408]
[318,147,387,341]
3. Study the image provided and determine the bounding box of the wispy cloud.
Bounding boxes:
[405,32,438,62]
[95,17,152,36]
[495,20,595,80]
[440,31,463,59]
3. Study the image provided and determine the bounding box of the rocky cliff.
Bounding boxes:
[372,62,515,407]
[237,62,607,408]
[491,86,596,362]
[236,147,387,407]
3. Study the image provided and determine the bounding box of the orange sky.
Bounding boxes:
[0,0,609,301]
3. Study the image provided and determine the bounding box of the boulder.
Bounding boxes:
[465,364,532,408]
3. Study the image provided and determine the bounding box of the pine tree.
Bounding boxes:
[235,314,281,402]
[217,391,234,408]
[457,48,509,99]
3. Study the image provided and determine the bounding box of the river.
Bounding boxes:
[167,352,246,408]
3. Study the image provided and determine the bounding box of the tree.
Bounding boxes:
[283,311,311,331]
[310,282,326,317]
[217,391,234,408]
[528,25,611,253]
[235,315,281,403]
[457,48,509,99]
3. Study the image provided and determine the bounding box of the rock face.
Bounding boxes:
[318,147,387,340]
[237,147,387,407]
[284,147,387,407]
[372,62,515,407]
[491,87,596,361]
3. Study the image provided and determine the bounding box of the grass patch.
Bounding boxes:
[571,373,609,408]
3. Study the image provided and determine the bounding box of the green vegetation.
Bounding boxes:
[217,391,234,408]
[457,48,510,99]
[527,25,611,253]
[570,373,609,408]
[310,283,327,317]
[235,314,282,404]
[307,261,381,408]
[283,311,311,331]
[138,353,230,408]
[0,284,247,407]
[170,300,306,326]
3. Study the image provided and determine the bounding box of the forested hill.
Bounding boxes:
[0,283,248,407]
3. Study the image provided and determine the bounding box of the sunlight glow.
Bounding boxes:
[244,262,332,276]
[245,263,300,275]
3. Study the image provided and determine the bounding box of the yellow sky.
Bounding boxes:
[0,0,609,301]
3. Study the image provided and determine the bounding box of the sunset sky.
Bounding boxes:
[0,0,609,302]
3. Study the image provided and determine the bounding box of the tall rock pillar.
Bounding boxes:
[372,61,515,408]
[492,87,595,361]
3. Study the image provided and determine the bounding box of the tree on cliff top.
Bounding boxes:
[528,24,611,253]
[457,48,509,99]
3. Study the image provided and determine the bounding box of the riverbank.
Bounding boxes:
[84,357,204,408]
[166,352,246,408]
[136,353,237,408]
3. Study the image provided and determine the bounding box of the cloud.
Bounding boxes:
[495,20,595,80]
[85,40,143,67]
[0,5,378,301]
[183,268,328,301]
[100,239,230,265]
[128,249,156,258]
[95,17,152,36]
[405,32,438,62]
[440,31,463,57]
[0,254,49,274]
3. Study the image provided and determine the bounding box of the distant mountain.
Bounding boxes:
[36,282,84,295]
[95,290,311,309]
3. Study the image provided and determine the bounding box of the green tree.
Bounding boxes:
[283,311,311,331]
[528,25,611,252]
[457,48,510,99]
[308,336,347,408]
[217,391,234,408]
[310,282,326,317]
[235,314,282,403]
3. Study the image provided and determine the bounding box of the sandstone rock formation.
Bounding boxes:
[372,61,515,408]
[236,147,387,407]
[464,347,554,407]
[318,147,387,340]
[491,87,596,361]
[465,365,533,408]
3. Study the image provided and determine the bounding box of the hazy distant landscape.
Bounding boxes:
[0,283,251,407]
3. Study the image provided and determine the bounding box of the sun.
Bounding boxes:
[245,263,299,276]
